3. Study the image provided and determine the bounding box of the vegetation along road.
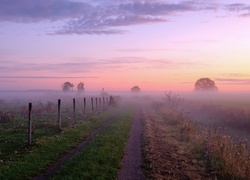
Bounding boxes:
[1,94,250,179]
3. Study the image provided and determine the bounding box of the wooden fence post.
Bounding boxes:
[73,98,76,124]
[95,97,98,113]
[99,98,101,112]
[58,99,61,131]
[106,97,109,107]
[103,97,105,109]
[28,103,32,145]
[84,97,86,115]
[91,97,94,115]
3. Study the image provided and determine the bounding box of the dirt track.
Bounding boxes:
[33,117,114,180]
[117,107,144,180]
[34,104,211,179]
[142,108,210,180]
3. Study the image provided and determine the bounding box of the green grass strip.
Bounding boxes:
[51,107,135,180]
[0,111,113,179]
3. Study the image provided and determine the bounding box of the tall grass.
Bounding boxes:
[159,92,250,179]
[160,107,250,179]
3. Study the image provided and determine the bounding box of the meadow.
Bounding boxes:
[161,91,250,179]
[0,91,113,177]
[181,92,250,140]
[0,90,250,179]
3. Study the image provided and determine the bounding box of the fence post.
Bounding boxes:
[84,97,86,115]
[107,97,109,108]
[73,98,76,124]
[58,99,61,131]
[95,97,98,113]
[103,97,105,109]
[99,98,101,112]
[91,97,94,115]
[28,103,32,145]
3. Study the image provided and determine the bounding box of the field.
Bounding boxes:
[0,90,250,179]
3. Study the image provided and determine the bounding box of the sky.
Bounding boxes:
[0,0,250,92]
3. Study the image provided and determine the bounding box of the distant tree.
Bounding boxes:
[62,82,74,92]
[77,82,85,92]
[100,88,109,97]
[131,86,141,93]
[194,78,218,92]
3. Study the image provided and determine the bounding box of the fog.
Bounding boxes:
[1,89,250,141]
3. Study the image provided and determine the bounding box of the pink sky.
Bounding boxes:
[0,0,250,92]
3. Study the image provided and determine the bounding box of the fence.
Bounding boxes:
[0,95,120,146]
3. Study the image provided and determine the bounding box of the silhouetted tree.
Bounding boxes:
[77,82,85,92]
[62,82,74,92]
[100,88,109,97]
[194,78,218,92]
[131,86,141,93]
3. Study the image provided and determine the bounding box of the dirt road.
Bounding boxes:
[117,107,144,180]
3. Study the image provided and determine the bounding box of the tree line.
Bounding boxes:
[62,78,218,93]
[61,82,142,94]
[61,82,85,93]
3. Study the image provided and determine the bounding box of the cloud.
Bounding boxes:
[215,78,250,85]
[0,49,13,55]
[0,0,219,35]
[173,39,219,44]
[115,48,171,52]
[115,48,202,53]
[0,0,92,22]
[218,73,250,77]
[0,57,209,74]
[0,60,101,73]
[2,1,250,36]
[225,3,250,17]
[0,76,98,79]
[0,80,17,83]
[56,15,166,35]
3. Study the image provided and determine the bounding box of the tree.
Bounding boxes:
[131,86,141,93]
[194,78,218,92]
[62,82,74,92]
[77,82,85,92]
[100,88,109,97]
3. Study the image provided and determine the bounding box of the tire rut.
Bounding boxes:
[33,114,115,180]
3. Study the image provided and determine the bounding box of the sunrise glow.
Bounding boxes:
[0,0,250,92]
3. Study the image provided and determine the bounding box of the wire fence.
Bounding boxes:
[0,95,120,147]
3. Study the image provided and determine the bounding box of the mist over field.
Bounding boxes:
[1,88,250,179]
[1,89,249,140]
[1,0,250,178]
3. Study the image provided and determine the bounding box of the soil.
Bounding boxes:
[117,107,144,180]
[142,108,211,180]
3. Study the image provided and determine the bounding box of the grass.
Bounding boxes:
[142,91,250,179]
[51,106,135,179]
[182,93,250,134]
[0,110,113,179]
[201,129,250,179]
[142,106,208,179]
[0,96,102,162]
[159,104,250,179]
